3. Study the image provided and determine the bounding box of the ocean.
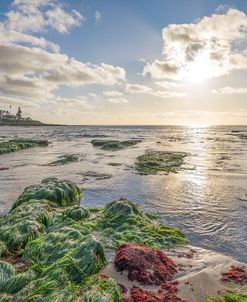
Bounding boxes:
[0,125,247,262]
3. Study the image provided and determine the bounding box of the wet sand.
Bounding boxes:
[101,245,247,301]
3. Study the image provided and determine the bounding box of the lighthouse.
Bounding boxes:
[16,107,22,120]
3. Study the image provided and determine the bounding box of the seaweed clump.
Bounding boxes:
[11,177,81,210]
[127,285,186,302]
[136,151,188,175]
[204,293,247,302]
[0,139,48,154]
[48,154,79,166]
[95,198,186,249]
[63,205,90,221]
[91,139,142,150]
[81,274,122,302]
[115,243,177,285]
[0,177,187,301]
[0,200,53,251]
[221,265,247,285]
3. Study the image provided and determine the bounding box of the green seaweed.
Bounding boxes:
[81,274,122,302]
[48,154,79,166]
[0,199,53,250]
[11,177,81,210]
[204,293,247,302]
[91,139,142,150]
[0,177,187,301]
[63,205,90,221]
[136,150,188,175]
[84,198,186,250]
[0,139,48,155]
[0,241,8,257]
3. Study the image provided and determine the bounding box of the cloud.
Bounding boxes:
[212,87,247,95]
[45,60,125,86]
[103,90,123,97]
[150,90,187,98]
[125,83,186,98]
[143,9,247,80]
[125,83,152,93]
[7,0,83,34]
[0,0,126,101]
[95,11,101,22]
[108,98,129,104]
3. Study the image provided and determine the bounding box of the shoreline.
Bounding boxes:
[0,177,246,301]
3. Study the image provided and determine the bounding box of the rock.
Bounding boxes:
[91,139,142,151]
[63,205,90,221]
[114,243,177,285]
[97,198,186,249]
[0,139,49,155]
[0,199,53,250]
[81,274,122,302]
[135,151,188,175]
[11,177,81,210]
[47,154,79,166]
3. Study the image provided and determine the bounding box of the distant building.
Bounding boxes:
[0,106,31,121]
[16,107,22,120]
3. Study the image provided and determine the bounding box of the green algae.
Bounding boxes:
[0,199,53,251]
[136,150,188,175]
[63,205,90,221]
[0,139,49,155]
[204,293,247,302]
[0,241,8,257]
[48,154,79,166]
[0,177,186,301]
[11,177,81,210]
[81,274,122,302]
[91,139,142,150]
[83,198,186,250]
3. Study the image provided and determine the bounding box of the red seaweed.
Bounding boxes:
[127,285,187,302]
[114,243,177,286]
[221,265,247,285]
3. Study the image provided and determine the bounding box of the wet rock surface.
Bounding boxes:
[91,139,142,150]
[135,151,188,175]
[0,139,49,154]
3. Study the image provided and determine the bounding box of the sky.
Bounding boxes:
[0,0,247,125]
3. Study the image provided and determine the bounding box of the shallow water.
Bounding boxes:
[0,125,247,263]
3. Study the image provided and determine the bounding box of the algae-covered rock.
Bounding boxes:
[115,243,177,285]
[0,139,48,155]
[0,200,53,250]
[12,177,81,210]
[0,261,36,295]
[91,139,142,151]
[0,241,8,257]
[136,150,188,175]
[81,274,122,302]
[88,198,186,249]
[63,205,90,221]
[24,232,107,282]
[48,154,79,166]
[204,293,247,302]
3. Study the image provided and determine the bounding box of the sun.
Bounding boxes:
[184,53,222,83]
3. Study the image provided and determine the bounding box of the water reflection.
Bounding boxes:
[0,125,247,262]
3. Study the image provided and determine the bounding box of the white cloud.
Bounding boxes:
[103,90,123,97]
[7,0,84,34]
[125,82,186,98]
[125,83,152,93]
[150,90,187,98]
[0,0,126,102]
[143,9,247,80]
[212,87,247,95]
[95,11,101,22]
[108,98,129,104]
